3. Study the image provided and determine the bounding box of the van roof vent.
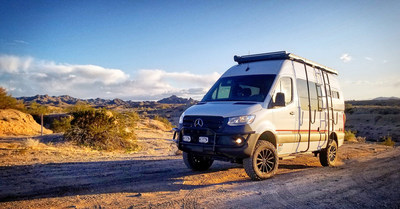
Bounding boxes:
[234,51,338,75]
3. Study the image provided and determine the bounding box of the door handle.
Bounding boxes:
[290,111,295,115]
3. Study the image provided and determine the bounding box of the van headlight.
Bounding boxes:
[179,112,185,125]
[227,115,255,126]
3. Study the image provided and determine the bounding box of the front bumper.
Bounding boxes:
[173,127,257,159]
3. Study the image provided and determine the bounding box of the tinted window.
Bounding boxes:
[332,91,340,99]
[202,75,276,102]
[297,79,318,111]
[309,82,318,111]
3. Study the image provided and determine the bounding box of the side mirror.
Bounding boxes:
[274,92,285,107]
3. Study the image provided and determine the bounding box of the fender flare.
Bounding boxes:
[246,130,277,156]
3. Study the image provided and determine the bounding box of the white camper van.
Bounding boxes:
[173,51,345,180]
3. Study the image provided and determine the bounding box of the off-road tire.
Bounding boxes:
[183,152,214,171]
[243,140,278,181]
[319,140,338,166]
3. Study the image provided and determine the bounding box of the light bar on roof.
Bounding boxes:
[234,51,338,75]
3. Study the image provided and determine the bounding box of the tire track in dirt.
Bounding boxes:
[347,151,400,208]
[1,144,399,208]
[0,157,192,202]
[212,147,400,209]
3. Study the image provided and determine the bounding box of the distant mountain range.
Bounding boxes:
[16,94,399,108]
[373,97,400,101]
[17,94,197,107]
[158,95,196,104]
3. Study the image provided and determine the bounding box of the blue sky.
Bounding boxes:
[0,0,399,100]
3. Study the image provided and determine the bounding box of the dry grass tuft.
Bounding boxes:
[344,130,357,142]
[381,136,395,147]
[23,138,42,149]
[146,119,172,131]
[356,136,366,143]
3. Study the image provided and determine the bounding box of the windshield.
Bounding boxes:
[201,74,276,102]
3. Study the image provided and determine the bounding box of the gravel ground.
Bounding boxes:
[0,133,399,209]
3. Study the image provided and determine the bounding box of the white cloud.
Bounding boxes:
[364,57,373,61]
[14,40,29,45]
[0,55,221,100]
[0,55,33,73]
[340,53,352,63]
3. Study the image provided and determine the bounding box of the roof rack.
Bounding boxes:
[234,51,338,75]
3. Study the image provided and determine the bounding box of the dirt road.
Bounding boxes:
[0,136,399,208]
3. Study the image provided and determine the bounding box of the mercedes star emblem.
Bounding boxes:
[194,118,204,127]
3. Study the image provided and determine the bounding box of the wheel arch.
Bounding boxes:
[258,131,277,148]
[329,132,338,145]
[245,131,277,157]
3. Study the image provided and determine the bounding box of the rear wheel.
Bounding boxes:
[183,152,214,171]
[243,141,278,181]
[319,140,338,166]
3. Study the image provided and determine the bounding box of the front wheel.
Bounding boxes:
[243,141,278,181]
[183,152,214,171]
[319,140,338,166]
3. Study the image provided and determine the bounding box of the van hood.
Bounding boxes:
[183,102,263,118]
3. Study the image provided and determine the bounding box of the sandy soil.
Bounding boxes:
[0,130,399,208]
[0,109,52,136]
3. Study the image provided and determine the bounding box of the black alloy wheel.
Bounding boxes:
[244,140,278,180]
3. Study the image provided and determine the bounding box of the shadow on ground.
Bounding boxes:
[0,155,317,202]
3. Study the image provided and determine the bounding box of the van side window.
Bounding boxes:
[271,77,293,106]
[332,91,340,99]
[309,82,318,111]
[297,79,308,110]
[297,79,319,111]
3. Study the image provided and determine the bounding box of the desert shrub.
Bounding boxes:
[66,101,94,113]
[154,115,173,129]
[51,117,72,133]
[64,109,138,151]
[113,110,139,139]
[0,87,25,110]
[27,102,50,116]
[381,136,395,147]
[115,111,139,126]
[344,129,357,141]
[356,136,366,143]
[26,102,51,125]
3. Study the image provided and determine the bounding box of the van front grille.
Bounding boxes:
[182,116,225,132]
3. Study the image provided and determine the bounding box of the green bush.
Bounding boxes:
[154,115,173,129]
[66,101,94,113]
[381,136,395,147]
[64,109,138,151]
[344,129,357,141]
[0,87,25,110]
[27,102,49,116]
[51,117,72,133]
[115,111,139,126]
